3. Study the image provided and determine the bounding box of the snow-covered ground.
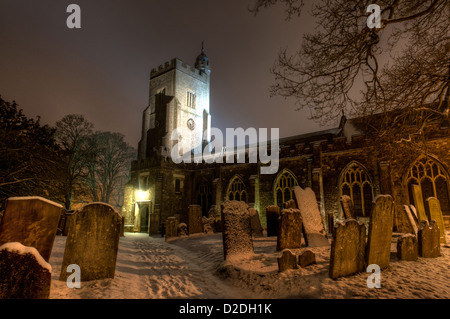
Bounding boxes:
[49,231,450,299]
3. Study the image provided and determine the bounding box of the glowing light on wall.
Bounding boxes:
[136,190,150,202]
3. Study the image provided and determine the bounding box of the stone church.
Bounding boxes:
[122,46,450,234]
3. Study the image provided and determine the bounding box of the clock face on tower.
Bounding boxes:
[187,118,195,130]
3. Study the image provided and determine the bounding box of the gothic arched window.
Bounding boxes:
[197,183,212,217]
[406,156,450,216]
[273,169,299,209]
[339,162,374,217]
[226,175,247,202]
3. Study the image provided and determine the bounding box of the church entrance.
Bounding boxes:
[134,201,152,233]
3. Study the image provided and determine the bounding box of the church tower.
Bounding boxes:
[138,45,211,160]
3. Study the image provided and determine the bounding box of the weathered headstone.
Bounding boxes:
[266,206,280,237]
[277,208,303,251]
[366,195,395,269]
[298,250,316,268]
[277,249,298,272]
[426,197,447,244]
[249,208,264,238]
[418,220,441,258]
[188,205,203,235]
[329,219,366,279]
[177,223,188,237]
[340,195,354,219]
[411,184,428,223]
[401,205,418,236]
[221,201,254,261]
[207,207,217,233]
[293,186,329,247]
[165,217,178,239]
[202,215,215,234]
[59,203,122,282]
[0,242,52,299]
[397,234,418,261]
[0,197,63,262]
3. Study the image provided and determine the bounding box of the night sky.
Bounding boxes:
[0,0,331,148]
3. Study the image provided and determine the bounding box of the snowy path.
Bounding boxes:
[49,233,250,299]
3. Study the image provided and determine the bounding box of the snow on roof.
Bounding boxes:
[7,196,63,208]
[0,242,52,273]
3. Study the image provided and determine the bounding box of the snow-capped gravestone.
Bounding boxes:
[165,217,178,239]
[284,199,297,209]
[411,184,428,223]
[188,205,203,235]
[329,219,366,279]
[277,249,298,272]
[426,197,447,244]
[298,250,316,268]
[266,206,280,237]
[0,242,52,299]
[340,195,354,219]
[221,201,254,261]
[249,208,263,238]
[397,234,418,261]
[366,195,395,269]
[418,220,441,258]
[0,197,63,262]
[277,208,303,251]
[293,186,329,247]
[178,223,188,237]
[59,203,122,282]
[202,215,215,234]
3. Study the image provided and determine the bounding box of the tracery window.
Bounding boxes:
[339,162,374,217]
[273,169,299,209]
[407,156,450,216]
[226,175,247,202]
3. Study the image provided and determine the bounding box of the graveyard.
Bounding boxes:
[0,186,449,300]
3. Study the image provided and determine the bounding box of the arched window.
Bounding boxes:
[226,175,247,202]
[273,169,299,209]
[339,162,374,217]
[406,156,450,216]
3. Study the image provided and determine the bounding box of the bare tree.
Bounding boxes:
[83,132,136,208]
[251,0,450,150]
[54,114,93,210]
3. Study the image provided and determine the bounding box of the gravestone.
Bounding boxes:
[411,184,428,223]
[266,206,280,237]
[277,249,298,272]
[0,242,52,299]
[366,195,395,269]
[418,220,441,258]
[426,197,447,244]
[340,195,354,219]
[207,208,217,233]
[293,186,329,247]
[329,219,366,279]
[277,208,303,251]
[298,250,316,268]
[165,217,178,239]
[0,196,63,262]
[202,216,215,234]
[209,205,222,233]
[401,205,418,236]
[177,223,188,237]
[221,201,254,261]
[397,234,418,261]
[59,203,122,282]
[188,205,203,235]
[249,208,264,238]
